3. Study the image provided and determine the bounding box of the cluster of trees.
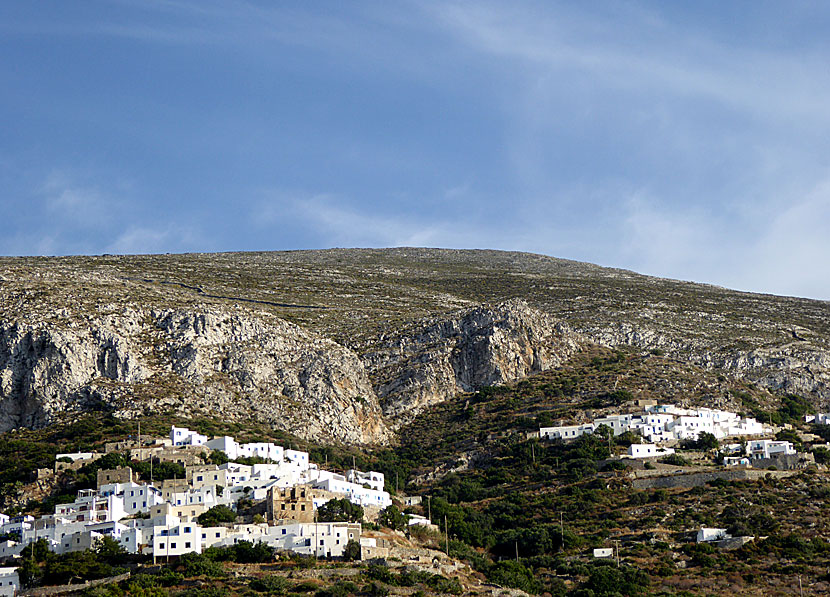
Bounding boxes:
[18,537,128,588]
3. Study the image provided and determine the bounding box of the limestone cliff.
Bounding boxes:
[0,307,391,445]
[362,300,582,424]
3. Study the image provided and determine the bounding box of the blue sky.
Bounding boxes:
[2,1,830,300]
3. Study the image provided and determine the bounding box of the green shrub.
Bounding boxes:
[250,574,288,594]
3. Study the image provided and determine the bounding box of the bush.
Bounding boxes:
[178,552,226,578]
[249,574,288,594]
[580,562,650,595]
[659,453,691,466]
[487,561,542,594]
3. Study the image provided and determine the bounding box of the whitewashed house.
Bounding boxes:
[154,522,203,557]
[747,440,796,460]
[346,470,385,492]
[170,427,208,447]
[540,424,595,440]
[99,481,164,515]
[626,444,675,459]
[697,528,729,543]
[0,567,20,597]
[54,490,126,524]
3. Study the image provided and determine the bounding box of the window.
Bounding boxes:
[202,534,206,539]
[216,532,220,538]
[185,542,191,548]
[171,543,177,549]
[159,542,165,549]
[184,527,191,532]
[281,529,286,535]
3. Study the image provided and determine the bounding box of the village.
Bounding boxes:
[0,401,828,595]
[0,426,440,594]
[537,402,814,468]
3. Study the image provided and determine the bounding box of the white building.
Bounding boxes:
[723,456,751,467]
[747,440,796,460]
[170,426,208,447]
[154,522,203,557]
[0,567,20,597]
[312,476,392,508]
[346,470,385,492]
[55,452,97,463]
[626,444,675,459]
[540,424,595,440]
[697,528,729,543]
[99,481,164,515]
[54,490,126,524]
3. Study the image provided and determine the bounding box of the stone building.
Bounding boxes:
[267,485,314,523]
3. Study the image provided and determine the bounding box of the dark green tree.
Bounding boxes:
[316,498,364,523]
[378,505,408,531]
[198,505,237,526]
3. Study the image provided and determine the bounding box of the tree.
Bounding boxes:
[94,535,127,564]
[198,505,237,526]
[378,505,408,531]
[209,450,229,466]
[317,498,364,523]
[343,539,361,561]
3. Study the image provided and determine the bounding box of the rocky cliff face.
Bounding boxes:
[0,308,392,444]
[0,314,149,432]
[1,249,828,443]
[583,321,830,409]
[363,300,582,424]
[154,309,390,445]
[0,297,578,443]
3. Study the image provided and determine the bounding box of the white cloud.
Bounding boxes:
[106,224,201,255]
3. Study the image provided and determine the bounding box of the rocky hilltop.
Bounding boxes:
[0,249,828,443]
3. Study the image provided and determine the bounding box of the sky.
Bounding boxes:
[2,1,830,300]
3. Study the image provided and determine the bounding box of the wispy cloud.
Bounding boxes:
[107,224,202,255]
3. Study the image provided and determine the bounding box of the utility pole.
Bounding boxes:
[444,515,449,555]
[515,540,519,562]
[531,443,535,464]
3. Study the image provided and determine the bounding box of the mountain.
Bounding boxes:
[0,248,827,442]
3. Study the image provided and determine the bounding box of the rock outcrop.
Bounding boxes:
[154,309,390,445]
[363,300,582,424]
[0,318,149,432]
[0,308,392,445]
[583,321,830,408]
